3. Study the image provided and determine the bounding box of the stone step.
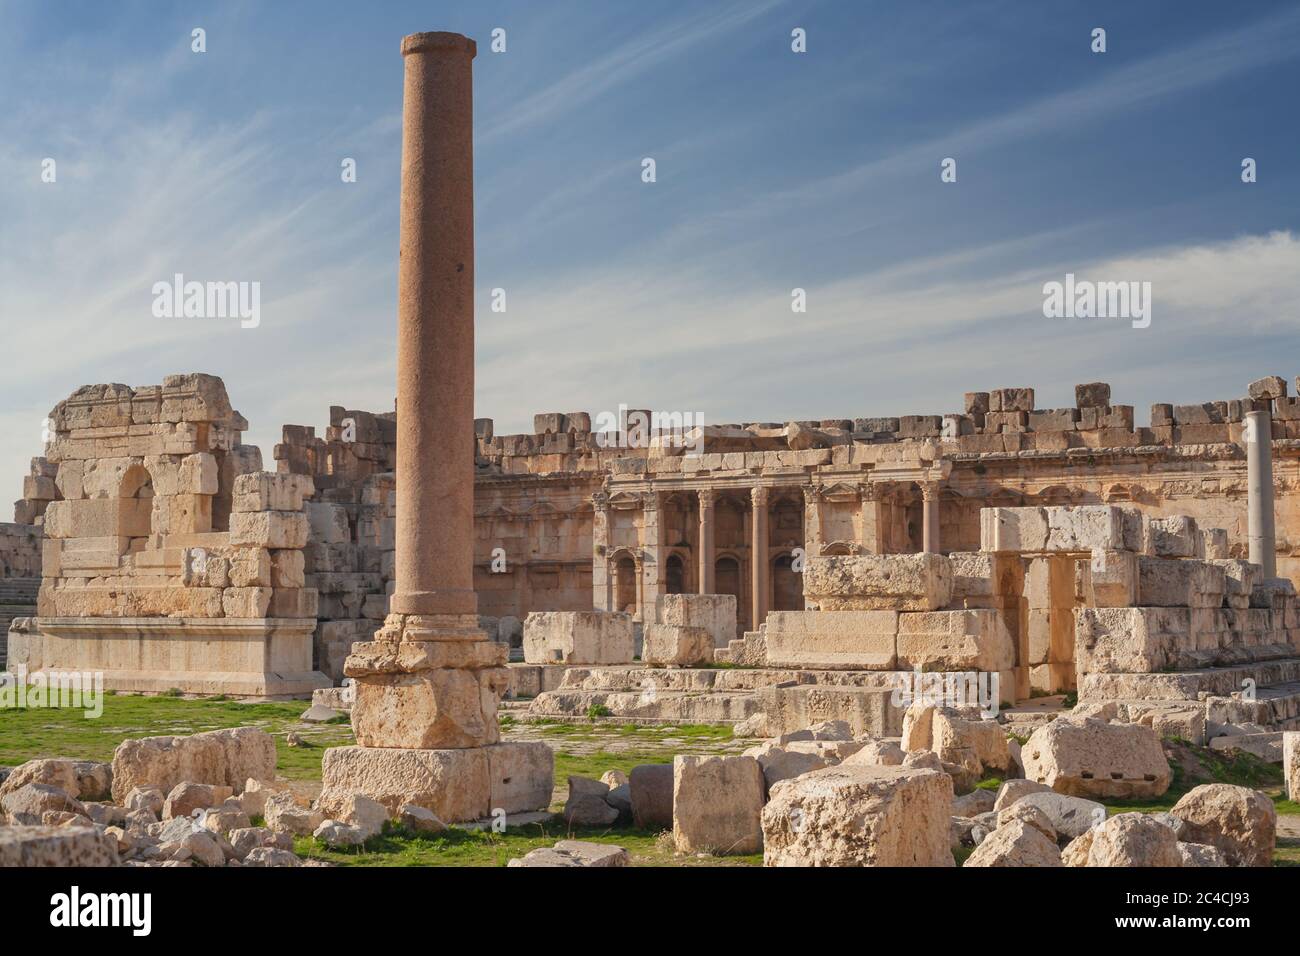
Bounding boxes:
[1081,658,1300,702]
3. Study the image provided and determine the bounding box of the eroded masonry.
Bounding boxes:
[6,373,1300,740]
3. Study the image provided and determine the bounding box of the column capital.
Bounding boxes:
[697,487,715,509]
[918,479,943,502]
[751,485,769,506]
[641,490,660,512]
[803,483,822,504]
[592,490,610,512]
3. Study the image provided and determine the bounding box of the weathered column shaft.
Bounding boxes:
[751,486,769,628]
[1246,409,1276,578]
[592,492,611,610]
[391,31,478,620]
[698,489,715,593]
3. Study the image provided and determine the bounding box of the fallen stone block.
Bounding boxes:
[110,727,276,804]
[673,755,765,856]
[563,776,620,828]
[654,593,737,648]
[1082,813,1181,867]
[964,819,1062,867]
[762,764,953,866]
[1170,783,1276,867]
[508,840,629,867]
[0,825,119,866]
[1014,791,1106,841]
[1020,718,1171,799]
[630,764,673,830]
[1285,732,1299,802]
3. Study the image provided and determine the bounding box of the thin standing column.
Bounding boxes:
[920,480,941,554]
[751,486,769,628]
[1245,409,1276,577]
[698,488,715,593]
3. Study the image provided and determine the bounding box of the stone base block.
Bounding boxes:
[522,610,634,665]
[29,616,329,698]
[319,741,554,823]
[802,553,952,612]
[654,593,738,648]
[762,610,898,670]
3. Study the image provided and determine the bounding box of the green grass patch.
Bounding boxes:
[0,689,353,780]
[294,822,760,867]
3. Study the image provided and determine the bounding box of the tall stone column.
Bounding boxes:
[751,486,769,628]
[591,490,611,610]
[1246,409,1276,577]
[802,485,823,558]
[320,32,552,824]
[697,488,715,593]
[920,480,942,554]
[640,492,663,617]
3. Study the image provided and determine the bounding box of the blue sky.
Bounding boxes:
[2,0,1299,505]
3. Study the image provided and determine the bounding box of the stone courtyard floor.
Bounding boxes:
[1,690,1296,866]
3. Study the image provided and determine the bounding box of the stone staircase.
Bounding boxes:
[0,577,39,670]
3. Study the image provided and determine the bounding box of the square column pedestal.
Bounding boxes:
[319,613,554,822]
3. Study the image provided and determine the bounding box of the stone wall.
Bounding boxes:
[8,375,328,696]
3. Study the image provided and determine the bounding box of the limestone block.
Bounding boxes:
[350,666,502,749]
[0,758,112,802]
[319,745,490,822]
[964,819,1062,867]
[158,373,234,423]
[1247,376,1287,400]
[990,388,1035,413]
[1084,813,1181,866]
[744,741,829,790]
[522,611,634,665]
[947,551,995,606]
[1020,718,1170,799]
[1028,408,1080,432]
[1170,783,1275,867]
[896,609,1014,672]
[178,453,219,494]
[1042,505,1129,552]
[762,764,953,866]
[486,741,554,815]
[221,586,272,619]
[0,825,119,867]
[1014,791,1106,840]
[761,610,897,669]
[228,548,272,587]
[1212,559,1259,609]
[151,494,213,535]
[54,460,85,500]
[642,623,714,666]
[42,499,124,539]
[653,593,737,648]
[1283,733,1299,801]
[673,755,765,855]
[110,727,276,803]
[1202,528,1230,560]
[980,507,1048,553]
[270,550,306,589]
[1074,382,1111,408]
[268,587,318,619]
[508,840,629,867]
[563,776,618,827]
[1085,549,1138,607]
[630,764,674,830]
[1076,607,1188,673]
[232,472,313,513]
[1138,557,1226,608]
[754,684,903,738]
[802,553,952,611]
[229,511,310,549]
[932,710,1011,773]
[1143,515,1199,557]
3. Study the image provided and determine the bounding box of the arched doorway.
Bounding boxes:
[665,553,686,595]
[772,553,803,611]
[117,464,154,538]
[614,555,637,614]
